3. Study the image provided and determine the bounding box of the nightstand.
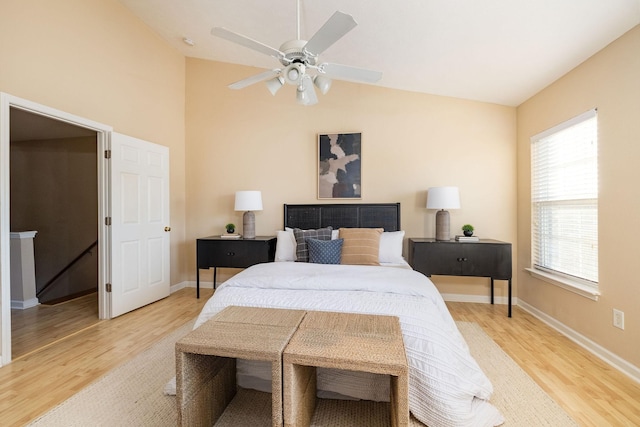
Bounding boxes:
[196,236,276,298]
[408,238,513,317]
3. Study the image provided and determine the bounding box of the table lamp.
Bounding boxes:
[426,187,460,241]
[234,191,263,239]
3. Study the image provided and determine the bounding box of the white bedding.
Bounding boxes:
[194,262,504,427]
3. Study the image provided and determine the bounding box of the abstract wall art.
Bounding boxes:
[317,132,362,199]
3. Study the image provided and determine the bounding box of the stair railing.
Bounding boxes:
[36,240,98,299]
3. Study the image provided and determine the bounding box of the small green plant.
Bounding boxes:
[225,223,236,234]
[462,224,474,232]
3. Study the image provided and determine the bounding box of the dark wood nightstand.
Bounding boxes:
[196,236,276,298]
[408,238,513,317]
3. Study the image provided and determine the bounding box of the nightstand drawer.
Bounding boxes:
[409,238,513,317]
[197,239,274,268]
[195,236,276,298]
[411,241,511,279]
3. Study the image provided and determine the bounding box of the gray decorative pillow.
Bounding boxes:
[293,227,333,262]
[306,238,343,264]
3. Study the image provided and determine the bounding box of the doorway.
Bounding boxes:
[0,93,171,366]
[0,94,112,365]
[9,108,100,358]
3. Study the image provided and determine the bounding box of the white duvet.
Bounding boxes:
[194,262,504,427]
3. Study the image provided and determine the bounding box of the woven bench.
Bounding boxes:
[283,311,409,427]
[175,306,306,427]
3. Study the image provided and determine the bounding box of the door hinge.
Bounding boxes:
[106,283,112,293]
[105,217,111,226]
[104,149,111,159]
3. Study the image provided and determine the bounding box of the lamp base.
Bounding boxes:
[435,210,450,241]
[243,211,256,239]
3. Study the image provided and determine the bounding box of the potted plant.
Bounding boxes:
[462,224,474,237]
[225,223,236,234]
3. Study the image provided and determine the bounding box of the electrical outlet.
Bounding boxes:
[613,309,625,330]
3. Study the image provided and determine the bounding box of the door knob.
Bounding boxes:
[164,226,171,232]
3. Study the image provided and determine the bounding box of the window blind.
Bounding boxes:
[531,109,598,287]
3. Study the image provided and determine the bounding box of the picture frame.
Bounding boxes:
[317,132,362,199]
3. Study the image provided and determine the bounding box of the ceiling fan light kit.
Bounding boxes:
[265,76,285,95]
[313,75,332,95]
[297,75,318,106]
[284,63,305,85]
[211,0,382,106]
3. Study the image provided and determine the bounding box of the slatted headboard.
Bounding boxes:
[284,203,401,231]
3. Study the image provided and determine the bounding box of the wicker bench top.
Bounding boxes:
[284,311,407,375]
[176,306,306,361]
[212,306,308,327]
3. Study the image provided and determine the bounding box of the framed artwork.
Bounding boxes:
[317,132,362,199]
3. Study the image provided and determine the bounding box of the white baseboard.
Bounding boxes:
[171,281,212,294]
[519,300,640,385]
[11,298,39,310]
[441,293,517,306]
[170,281,188,293]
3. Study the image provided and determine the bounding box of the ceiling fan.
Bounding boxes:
[211,0,382,106]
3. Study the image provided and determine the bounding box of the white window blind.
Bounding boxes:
[531,109,598,288]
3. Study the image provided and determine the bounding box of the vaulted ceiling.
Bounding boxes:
[119,0,640,106]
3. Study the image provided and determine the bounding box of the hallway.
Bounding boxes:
[11,293,99,359]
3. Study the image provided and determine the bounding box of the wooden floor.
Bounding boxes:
[1,288,639,426]
[11,293,100,358]
[452,302,640,427]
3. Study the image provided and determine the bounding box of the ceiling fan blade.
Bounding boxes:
[303,11,357,56]
[212,27,285,61]
[319,63,382,84]
[229,69,281,90]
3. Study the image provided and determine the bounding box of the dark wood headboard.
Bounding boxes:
[284,203,401,231]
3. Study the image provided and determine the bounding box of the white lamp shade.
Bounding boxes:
[426,187,460,210]
[284,63,305,85]
[296,75,318,106]
[265,76,284,95]
[313,75,332,95]
[234,191,263,211]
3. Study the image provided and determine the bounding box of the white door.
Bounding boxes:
[110,132,170,318]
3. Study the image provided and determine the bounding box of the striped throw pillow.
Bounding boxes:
[339,228,383,265]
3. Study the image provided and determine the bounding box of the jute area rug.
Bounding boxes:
[28,320,578,427]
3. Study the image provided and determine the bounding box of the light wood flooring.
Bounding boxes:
[1,288,639,426]
[11,293,100,358]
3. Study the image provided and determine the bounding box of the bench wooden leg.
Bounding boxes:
[176,352,236,427]
[283,362,316,427]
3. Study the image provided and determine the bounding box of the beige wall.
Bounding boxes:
[185,58,517,292]
[0,0,187,283]
[517,25,640,366]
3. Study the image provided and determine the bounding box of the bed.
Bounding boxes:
[192,203,504,427]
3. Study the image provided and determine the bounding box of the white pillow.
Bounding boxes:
[275,229,297,261]
[279,227,379,261]
[379,231,405,263]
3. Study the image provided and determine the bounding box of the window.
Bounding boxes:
[530,109,598,297]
